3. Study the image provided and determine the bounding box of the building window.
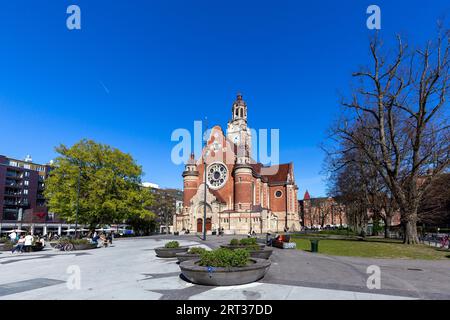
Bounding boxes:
[24,180,29,186]
[275,190,283,198]
[23,189,28,195]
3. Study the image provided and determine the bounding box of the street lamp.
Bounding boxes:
[250,181,254,234]
[202,118,209,241]
[74,165,81,239]
[203,154,207,241]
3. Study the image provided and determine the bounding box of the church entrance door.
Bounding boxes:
[197,218,212,232]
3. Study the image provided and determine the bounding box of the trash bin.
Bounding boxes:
[310,239,319,253]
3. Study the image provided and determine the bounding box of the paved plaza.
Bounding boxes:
[0,236,449,300]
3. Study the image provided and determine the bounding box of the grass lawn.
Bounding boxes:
[291,237,450,260]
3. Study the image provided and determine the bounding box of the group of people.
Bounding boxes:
[89,231,113,247]
[215,227,225,236]
[10,232,46,254]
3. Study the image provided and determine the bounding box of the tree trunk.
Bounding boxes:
[403,215,419,244]
[383,218,388,239]
[384,215,391,239]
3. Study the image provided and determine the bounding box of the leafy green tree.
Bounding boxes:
[148,190,176,234]
[44,139,155,229]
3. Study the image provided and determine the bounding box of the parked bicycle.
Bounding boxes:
[53,240,74,251]
[440,235,449,249]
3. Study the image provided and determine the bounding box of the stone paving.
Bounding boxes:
[0,236,448,300]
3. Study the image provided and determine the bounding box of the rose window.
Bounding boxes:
[207,163,228,189]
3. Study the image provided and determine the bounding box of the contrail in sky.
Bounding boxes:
[99,80,110,94]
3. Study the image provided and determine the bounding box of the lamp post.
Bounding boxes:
[250,181,254,234]
[203,150,208,241]
[202,118,208,241]
[74,165,81,239]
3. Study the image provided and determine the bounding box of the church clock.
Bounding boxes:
[207,162,228,190]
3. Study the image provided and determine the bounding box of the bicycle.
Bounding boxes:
[440,235,449,249]
[53,240,74,251]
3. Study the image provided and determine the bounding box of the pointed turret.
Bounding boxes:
[304,190,311,200]
[182,153,199,207]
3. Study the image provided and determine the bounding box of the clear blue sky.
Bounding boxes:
[0,1,449,198]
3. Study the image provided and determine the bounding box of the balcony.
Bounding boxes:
[3,200,20,206]
[4,192,21,197]
[5,180,21,188]
[5,174,22,180]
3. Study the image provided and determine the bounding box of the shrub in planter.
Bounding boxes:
[0,241,14,251]
[180,248,271,286]
[239,238,257,246]
[223,237,264,251]
[165,241,180,249]
[69,239,91,245]
[199,248,250,268]
[230,238,240,246]
[188,247,206,254]
[55,238,96,250]
[156,241,188,258]
[176,247,207,263]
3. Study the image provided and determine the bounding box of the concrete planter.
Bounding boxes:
[73,243,98,250]
[155,246,188,258]
[220,244,266,250]
[0,243,12,251]
[249,248,273,259]
[180,258,271,286]
[30,245,45,252]
[176,252,201,263]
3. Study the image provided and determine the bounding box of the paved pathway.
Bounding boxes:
[0,236,448,300]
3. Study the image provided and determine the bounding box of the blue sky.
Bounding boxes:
[0,1,449,198]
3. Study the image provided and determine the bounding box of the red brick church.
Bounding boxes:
[173,94,301,235]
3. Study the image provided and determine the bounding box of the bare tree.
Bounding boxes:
[329,31,450,244]
[419,173,450,226]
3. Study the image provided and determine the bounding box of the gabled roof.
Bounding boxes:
[261,163,292,184]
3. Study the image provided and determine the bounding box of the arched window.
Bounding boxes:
[240,108,243,118]
[235,108,239,117]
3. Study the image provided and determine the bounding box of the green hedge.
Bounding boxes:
[199,248,250,268]
[58,238,91,245]
[165,241,180,248]
[1,242,14,250]
[188,247,206,254]
[230,238,240,245]
[239,238,257,246]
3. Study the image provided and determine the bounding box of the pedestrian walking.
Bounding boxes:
[9,231,17,243]
[24,233,34,252]
[12,236,25,254]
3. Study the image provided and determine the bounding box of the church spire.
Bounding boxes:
[231,92,247,122]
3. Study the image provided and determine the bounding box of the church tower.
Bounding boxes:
[182,153,199,207]
[226,93,252,154]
